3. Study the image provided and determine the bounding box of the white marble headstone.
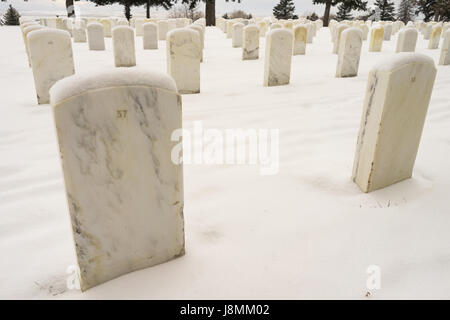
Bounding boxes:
[143,22,158,50]
[293,25,307,55]
[232,23,245,48]
[396,28,418,53]
[264,29,293,87]
[336,28,363,78]
[87,22,105,51]
[242,25,260,60]
[352,53,437,193]
[167,28,201,94]
[112,26,136,67]
[27,29,75,104]
[49,69,185,291]
[439,30,450,65]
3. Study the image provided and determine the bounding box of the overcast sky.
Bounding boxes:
[0,0,403,17]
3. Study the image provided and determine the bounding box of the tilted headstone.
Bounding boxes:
[293,25,307,55]
[242,25,260,60]
[49,69,185,291]
[336,28,363,78]
[232,23,245,48]
[396,28,418,53]
[112,26,136,68]
[167,28,201,94]
[439,30,450,65]
[428,25,442,49]
[27,29,75,104]
[143,22,158,50]
[369,26,384,52]
[158,20,169,40]
[87,22,105,51]
[352,53,437,193]
[264,29,293,87]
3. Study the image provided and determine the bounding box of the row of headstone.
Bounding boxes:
[45,52,437,291]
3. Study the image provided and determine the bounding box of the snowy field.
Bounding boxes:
[1,25,450,299]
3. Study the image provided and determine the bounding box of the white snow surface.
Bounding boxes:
[1,25,450,299]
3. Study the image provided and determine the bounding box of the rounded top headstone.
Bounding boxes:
[50,69,178,105]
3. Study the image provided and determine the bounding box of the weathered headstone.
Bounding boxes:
[423,24,432,40]
[258,21,268,37]
[73,20,87,43]
[135,18,144,36]
[87,22,105,51]
[188,24,204,63]
[428,25,442,49]
[49,68,185,291]
[293,25,307,55]
[100,18,112,38]
[264,29,293,87]
[333,24,349,54]
[232,23,245,48]
[143,22,158,50]
[242,25,260,60]
[369,26,384,52]
[396,28,418,53]
[27,29,75,104]
[439,29,450,65]
[336,28,363,78]
[352,53,437,193]
[167,28,201,94]
[112,26,136,67]
[22,24,45,67]
[383,23,393,40]
[158,20,169,40]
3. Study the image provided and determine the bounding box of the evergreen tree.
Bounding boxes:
[336,1,353,21]
[375,0,396,21]
[273,0,296,19]
[434,0,450,21]
[312,0,367,27]
[397,0,415,23]
[2,5,20,25]
[414,0,436,21]
[90,0,173,20]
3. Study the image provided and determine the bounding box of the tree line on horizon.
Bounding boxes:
[1,0,449,27]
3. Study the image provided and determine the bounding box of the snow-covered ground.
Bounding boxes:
[1,24,450,299]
